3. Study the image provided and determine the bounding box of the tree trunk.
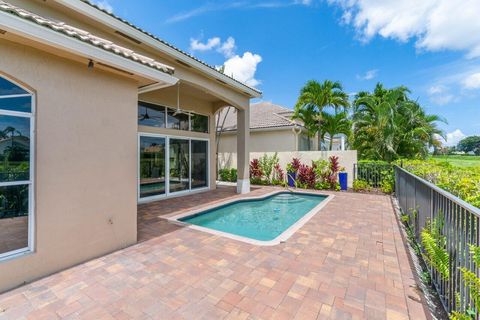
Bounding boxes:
[329,134,334,151]
[318,118,322,150]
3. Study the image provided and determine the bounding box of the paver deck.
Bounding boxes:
[0,186,429,319]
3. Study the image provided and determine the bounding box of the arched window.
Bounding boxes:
[0,75,34,258]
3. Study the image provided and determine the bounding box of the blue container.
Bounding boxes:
[287,172,296,187]
[339,172,348,191]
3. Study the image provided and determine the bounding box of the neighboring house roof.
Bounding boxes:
[0,1,174,75]
[217,102,303,132]
[80,0,261,96]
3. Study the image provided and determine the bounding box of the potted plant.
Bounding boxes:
[286,158,301,187]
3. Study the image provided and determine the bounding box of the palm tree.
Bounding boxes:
[396,100,446,158]
[3,126,20,138]
[351,83,445,161]
[290,104,318,140]
[319,111,351,151]
[352,84,406,161]
[292,80,350,148]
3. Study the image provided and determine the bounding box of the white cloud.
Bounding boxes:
[356,69,378,80]
[190,37,221,52]
[327,0,480,58]
[427,85,455,105]
[92,0,113,13]
[218,37,236,58]
[167,1,309,23]
[428,85,444,95]
[190,36,237,58]
[463,73,480,90]
[224,52,263,87]
[295,0,313,5]
[437,129,466,147]
[190,36,262,87]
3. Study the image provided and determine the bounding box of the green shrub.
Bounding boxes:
[230,168,237,181]
[219,168,237,182]
[259,153,279,183]
[356,160,394,189]
[380,174,394,193]
[400,159,480,208]
[353,179,371,192]
[421,215,449,279]
[314,181,331,190]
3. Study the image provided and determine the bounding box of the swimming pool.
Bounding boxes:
[172,191,331,245]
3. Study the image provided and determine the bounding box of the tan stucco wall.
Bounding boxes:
[218,150,358,187]
[218,130,297,153]
[0,39,138,292]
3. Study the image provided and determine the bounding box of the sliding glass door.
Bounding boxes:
[138,134,209,201]
[139,136,166,199]
[191,140,208,189]
[169,138,190,193]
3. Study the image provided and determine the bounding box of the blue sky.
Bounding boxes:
[94,0,480,146]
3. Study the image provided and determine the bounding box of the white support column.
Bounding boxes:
[209,112,217,190]
[236,107,250,194]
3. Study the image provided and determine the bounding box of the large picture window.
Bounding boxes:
[167,109,189,131]
[138,102,209,133]
[0,76,33,258]
[138,102,165,128]
[191,114,209,133]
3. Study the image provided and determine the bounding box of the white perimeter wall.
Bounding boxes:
[218,150,358,187]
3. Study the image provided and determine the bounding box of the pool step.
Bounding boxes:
[271,195,305,204]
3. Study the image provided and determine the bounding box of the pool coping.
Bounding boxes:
[165,189,334,246]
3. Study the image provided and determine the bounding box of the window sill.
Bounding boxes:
[0,248,33,264]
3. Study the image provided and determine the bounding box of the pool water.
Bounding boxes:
[179,192,327,241]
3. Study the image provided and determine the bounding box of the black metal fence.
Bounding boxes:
[395,165,480,314]
[354,162,393,188]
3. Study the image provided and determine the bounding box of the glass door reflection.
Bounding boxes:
[191,140,208,189]
[139,136,166,198]
[169,138,190,193]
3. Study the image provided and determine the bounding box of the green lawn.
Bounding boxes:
[431,155,480,167]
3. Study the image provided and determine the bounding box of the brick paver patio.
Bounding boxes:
[0,186,428,319]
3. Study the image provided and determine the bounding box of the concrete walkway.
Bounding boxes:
[0,186,428,319]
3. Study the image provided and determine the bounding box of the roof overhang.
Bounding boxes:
[53,0,261,98]
[0,8,179,88]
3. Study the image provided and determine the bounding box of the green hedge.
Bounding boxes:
[218,168,237,182]
[400,159,480,208]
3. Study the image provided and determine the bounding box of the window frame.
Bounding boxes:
[137,132,210,203]
[0,77,35,261]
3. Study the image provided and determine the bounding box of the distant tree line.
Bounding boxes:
[437,136,480,155]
